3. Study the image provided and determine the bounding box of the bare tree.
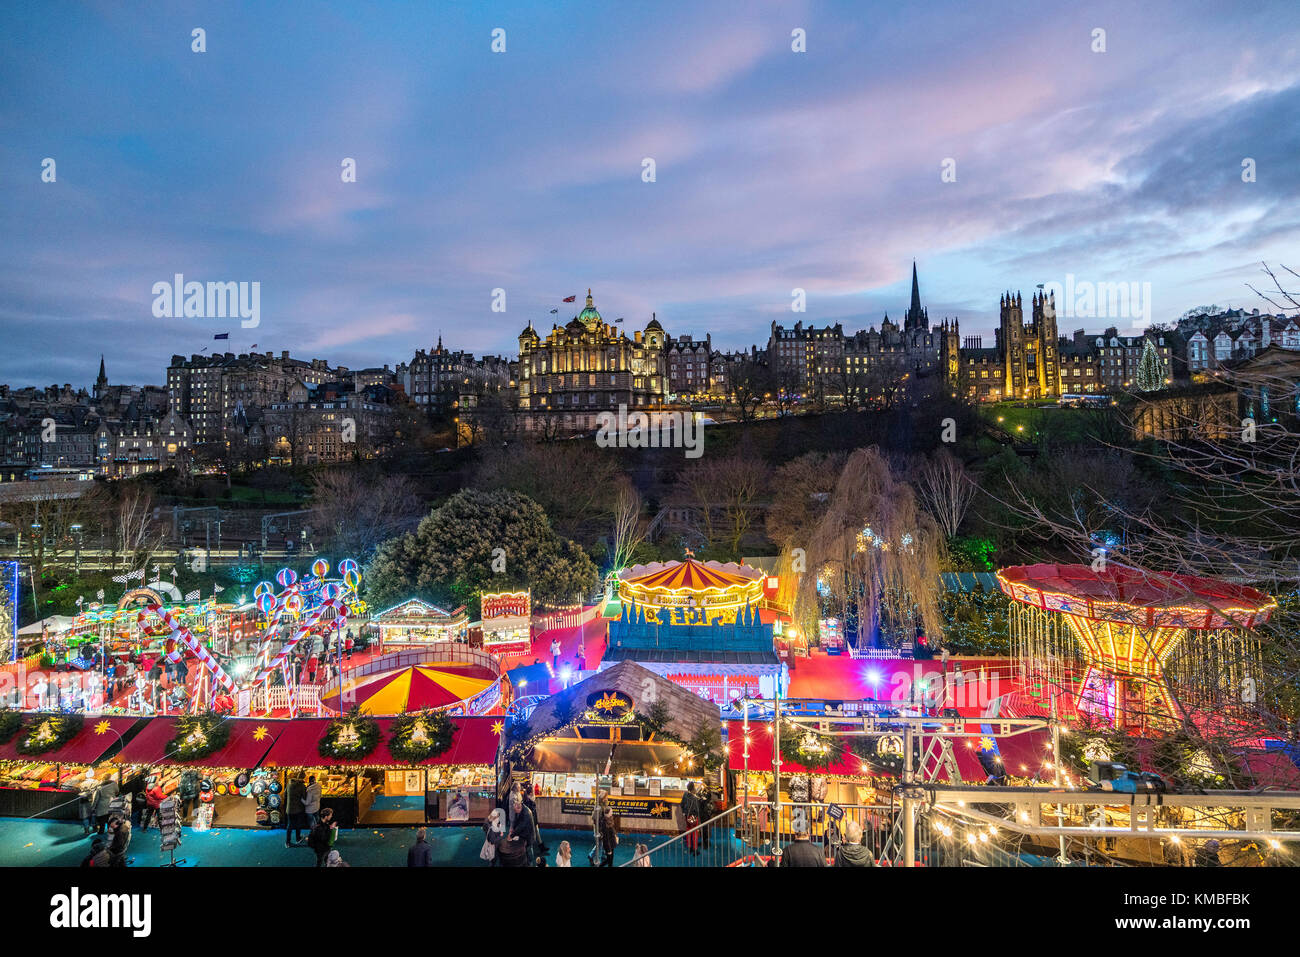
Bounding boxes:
[608,478,646,572]
[913,449,976,539]
[672,453,767,557]
[308,468,422,558]
[727,358,769,424]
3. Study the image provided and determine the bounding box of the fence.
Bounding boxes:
[315,644,504,716]
[534,605,597,633]
[622,801,1041,867]
[250,682,324,715]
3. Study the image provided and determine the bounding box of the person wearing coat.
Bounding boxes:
[406,827,434,866]
[481,808,505,865]
[597,807,618,867]
[176,768,200,821]
[92,778,120,834]
[120,770,147,829]
[140,779,167,831]
[77,771,97,835]
[284,774,307,846]
[303,775,323,823]
[498,794,534,867]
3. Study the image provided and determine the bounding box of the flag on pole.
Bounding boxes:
[131,569,146,580]
[562,295,576,303]
[112,573,129,584]
[185,590,200,601]
[214,332,230,340]
[549,309,558,314]
[213,584,224,594]
[615,317,624,323]
[96,589,104,600]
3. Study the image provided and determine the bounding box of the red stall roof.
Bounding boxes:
[726,719,1052,785]
[261,716,503,770]
[111,717,284,769]
[0,715,141,765]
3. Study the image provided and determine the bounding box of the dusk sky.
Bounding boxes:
[3,0,1299,386]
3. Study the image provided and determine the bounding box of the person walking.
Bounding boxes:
[284,773,307,846]
[481,808,505,865]
[407,826,434,866]
[344,632,354,661]
[307,808,337,867]
[833,820,876,866]
[176,768,200,823]
[303,774,322,824]
[92,775,119,835]
[121,769,146,829]
[141,778,167,832]
[554,840,572,867]
[550,638,561,671]
[498,793,534,867]
[588,789,608,866]
[680,782,701,854]
[106,814,132,867]
[307,654,319,685]
[77,771,97,835]
[521,785,546,859]
[598,806,618,867]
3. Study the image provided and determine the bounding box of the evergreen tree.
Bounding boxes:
[1136,338,1165,391]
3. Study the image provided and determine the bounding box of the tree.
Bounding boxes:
[1135,338,1165,392]
[764,451,847,547]
[790,448,946,650]
[727,357,769,424]
[671,453,767,557]
[308,467,422,559]
[473,441,621,546]
[913,449,976,539]
[364,488,598,612]
[607,478,646,573]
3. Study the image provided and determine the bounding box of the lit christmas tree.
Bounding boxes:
[1136,338,1165,392]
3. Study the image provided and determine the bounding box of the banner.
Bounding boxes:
[560,796,675,820]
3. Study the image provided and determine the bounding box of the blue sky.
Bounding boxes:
[2,0,1299,386]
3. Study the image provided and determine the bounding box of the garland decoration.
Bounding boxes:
[776,720,836,770]
[0,709,21,745]
[389,708,455,764]
[16,714,84,755]
[319,707,381,761]
[165,712,231,762]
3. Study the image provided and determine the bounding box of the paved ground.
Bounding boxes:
[0,816,716,867]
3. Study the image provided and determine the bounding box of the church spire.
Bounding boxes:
[905,261,925,331]
[94,354,108,400]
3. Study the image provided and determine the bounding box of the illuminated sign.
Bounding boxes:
[584,689,634,724]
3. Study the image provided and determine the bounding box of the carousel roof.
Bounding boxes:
[327,663,497,715]
[619,558,762,593]
[997,564,1275,630]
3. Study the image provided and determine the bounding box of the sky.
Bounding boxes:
[2,0,1299,387]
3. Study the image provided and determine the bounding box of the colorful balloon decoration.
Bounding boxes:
[253,581,274,599]
[256,593,276,614]
[339,558,358,576]
[311,558,330,579]
[343,569,361,591]
[276,568,298,588]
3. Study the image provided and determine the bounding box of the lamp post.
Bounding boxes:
[71,524,83,576]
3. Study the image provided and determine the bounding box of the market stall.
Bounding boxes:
[478,591,531,656]
[0,714,142,820]
[259,714,503,827]
[372,598,468,650]
[504,660,722,834]
[109,716,286,828]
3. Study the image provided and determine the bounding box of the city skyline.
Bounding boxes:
[3,1,1299,386]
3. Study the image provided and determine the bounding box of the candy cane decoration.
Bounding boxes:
[251,597,349,687]
[141,602,237,695]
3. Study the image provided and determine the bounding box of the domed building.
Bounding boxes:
[517,290,669,434]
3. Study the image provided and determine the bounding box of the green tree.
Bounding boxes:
[1135,338,1165,392]
[364,488,598,612]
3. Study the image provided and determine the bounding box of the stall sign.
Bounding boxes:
[584,689,634,725]
[481,591,530,621]
[561,796,674,819]
[827,803,844,823]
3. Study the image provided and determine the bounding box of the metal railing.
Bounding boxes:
[621,802,936,867]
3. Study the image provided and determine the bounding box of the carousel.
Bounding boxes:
[616,556,767,625]
[1000,563,1276,732]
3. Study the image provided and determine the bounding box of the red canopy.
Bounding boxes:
[110,717,283,768]
[0,715,141,765]
[260,716,503,769]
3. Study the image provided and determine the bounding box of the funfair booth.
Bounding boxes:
[372,598,469,651]
[504,661,720,834]
[478,591,531,656]
[259,714,502,826]
[0,714,140,820]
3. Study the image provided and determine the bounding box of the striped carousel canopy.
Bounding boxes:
[327,663,498,715]
[619,558,761,594]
